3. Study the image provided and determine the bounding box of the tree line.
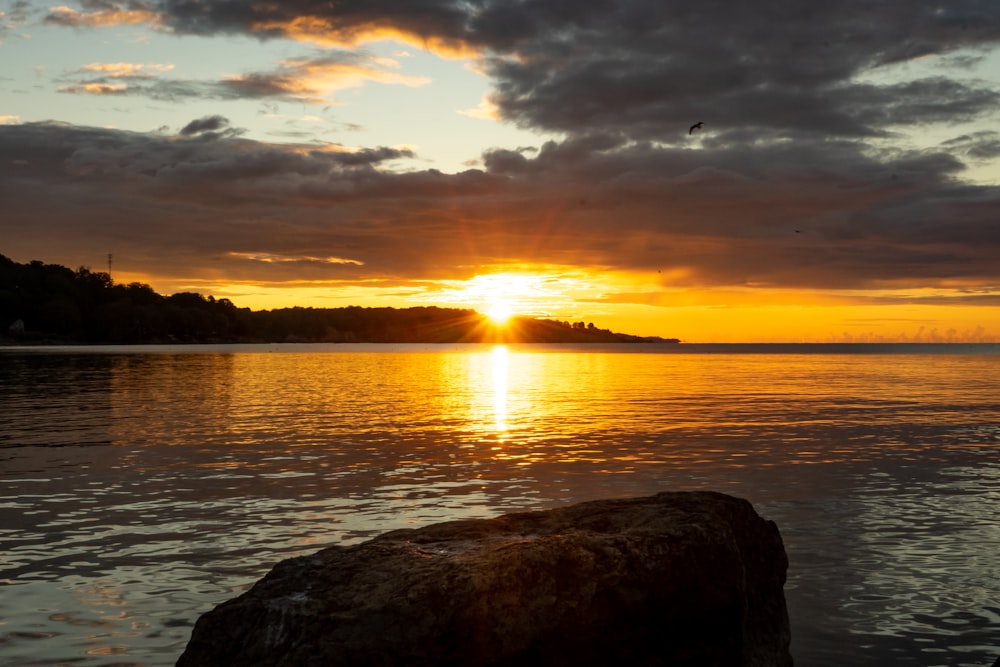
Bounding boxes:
[0,255,677,344]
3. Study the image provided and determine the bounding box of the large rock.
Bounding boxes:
[177,491,791,666]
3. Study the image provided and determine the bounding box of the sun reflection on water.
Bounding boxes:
[491,345,509,436]
[2,346,1000,667]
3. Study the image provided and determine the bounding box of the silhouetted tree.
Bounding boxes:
[0,255,677,344]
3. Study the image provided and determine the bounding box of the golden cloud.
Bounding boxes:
[223,56,430,104]
[58,82,129,94]
[47,6,160,28]
[251,17,481,59]
[458,95,501,121]
[228,252,364,266]
[280,56,431,89]
[81,62,174,78]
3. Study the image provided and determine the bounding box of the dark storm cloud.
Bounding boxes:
[843,78,1000,127]
[46,1,1000,140]
[0,121,433,283]
[36,122,407,181]
[157,0,476,48]
[16,0,1000,303]
[2,120,999,296]
[482,135,1000,288]
[117,0,1000,141]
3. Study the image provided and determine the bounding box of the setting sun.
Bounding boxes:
[488,301,513,326]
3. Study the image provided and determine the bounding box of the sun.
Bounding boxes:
[487,301,513,326]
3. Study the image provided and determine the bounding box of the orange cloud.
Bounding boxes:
[46,6,160,28]
[223,56,430,103]
[280,55,430,89]
[81,62,174,78]
[58,82,128,94]
[459,96,501,121]
[251,17,481,59]
[228,251,364,266]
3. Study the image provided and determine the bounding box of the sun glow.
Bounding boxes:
[432,270,594,323]
[488,301,513,325]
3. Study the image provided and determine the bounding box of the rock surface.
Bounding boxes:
[176,491,792,667]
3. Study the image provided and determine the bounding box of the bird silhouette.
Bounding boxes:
[689,121,703,135]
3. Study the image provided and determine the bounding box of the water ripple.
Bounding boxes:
[1,345,999,666]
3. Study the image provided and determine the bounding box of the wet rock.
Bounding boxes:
[176,491,791,666]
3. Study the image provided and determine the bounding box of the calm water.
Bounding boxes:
[1,343,998,666]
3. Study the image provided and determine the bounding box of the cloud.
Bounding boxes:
[0,1,31,39]
[179,114,231,136]
[57,51,429,103]
[11,0,1000,312]
[44,2,1000,141]
[80,61,175,78]
[228,251,364,266]
[156,0,482,56]
[45,3,160,28]
[942,131,1000,160]
[48,0,1000,161]
[58,1,978,142]
[57,61,180,97]
[220,53,430,102]
[458,96,500,121]
[1,119,999,301]
[58,82,129,94]
[475,1,1000,142]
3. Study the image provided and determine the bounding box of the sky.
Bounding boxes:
[2,0,1000,342]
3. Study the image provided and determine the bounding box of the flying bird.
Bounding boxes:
[689,121,703,135]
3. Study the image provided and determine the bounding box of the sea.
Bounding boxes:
[1,343,998,666]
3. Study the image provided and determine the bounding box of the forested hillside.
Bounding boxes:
[0,255,677,344]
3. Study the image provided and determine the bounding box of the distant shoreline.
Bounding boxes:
[5,342,1000,356]
[0,337,682,348]
[2,254,680,345]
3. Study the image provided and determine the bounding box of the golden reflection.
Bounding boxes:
[492,345,509,435]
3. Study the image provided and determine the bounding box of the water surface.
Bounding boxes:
[1,343,998,666]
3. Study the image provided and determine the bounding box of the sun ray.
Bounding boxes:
[488,301,512,326]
